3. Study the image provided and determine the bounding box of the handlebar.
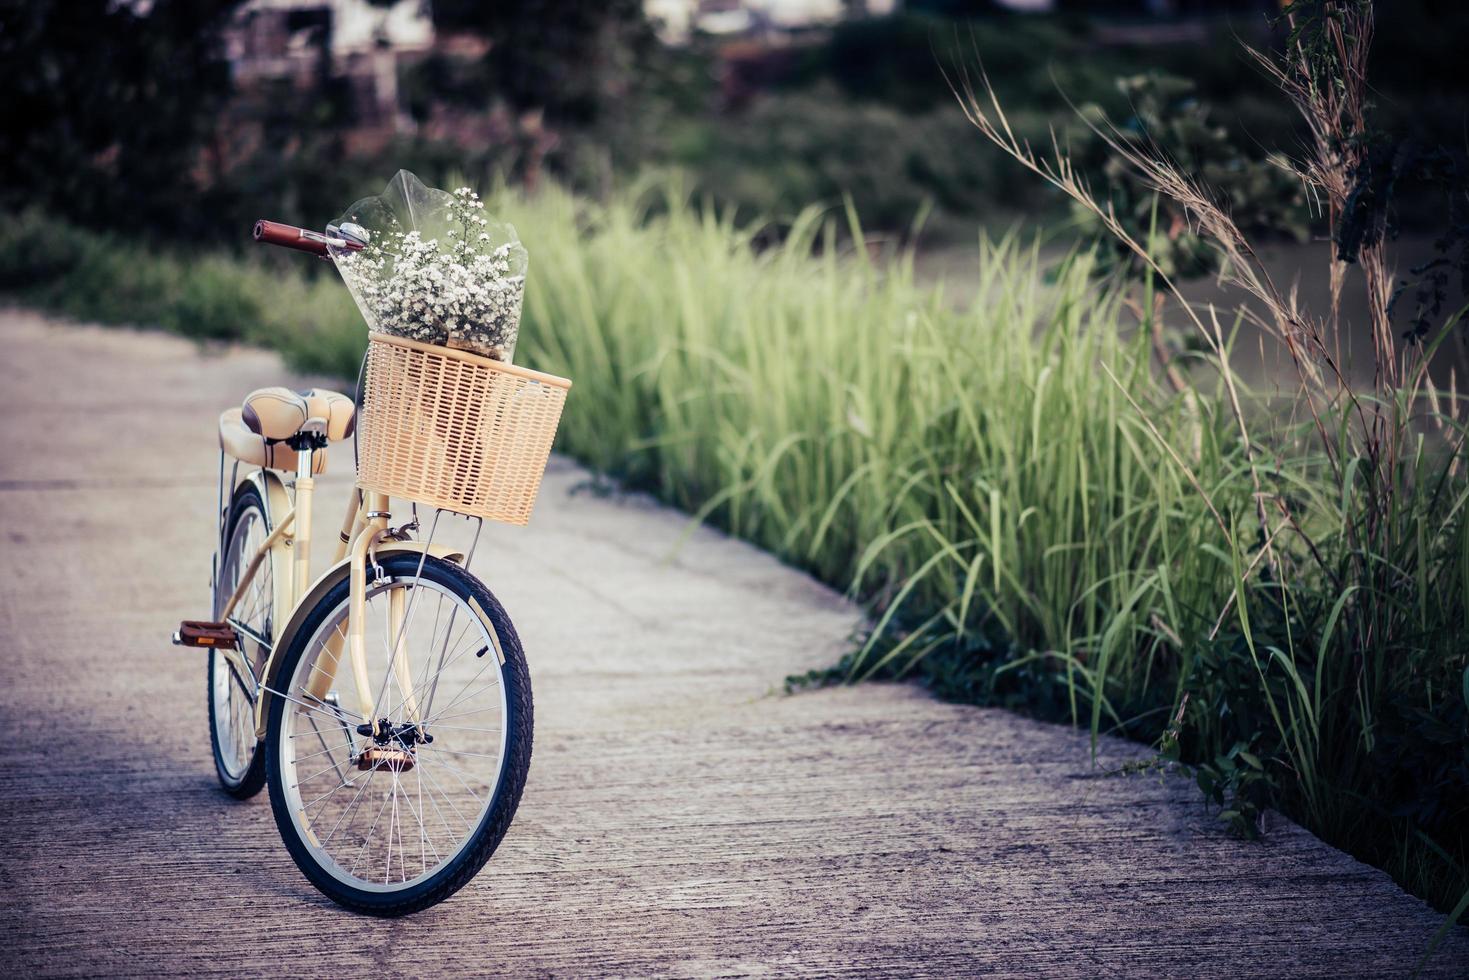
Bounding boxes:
[252,219,362,257]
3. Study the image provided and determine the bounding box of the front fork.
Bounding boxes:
[314,485,421,735]
[345,492,388,724]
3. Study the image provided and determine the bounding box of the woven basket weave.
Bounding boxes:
[357,333,571,525]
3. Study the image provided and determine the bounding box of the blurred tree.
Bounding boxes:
[1054,0,1151,13]
[904,0,1005,15]
[0,0,243,236]
[432,0,658,127]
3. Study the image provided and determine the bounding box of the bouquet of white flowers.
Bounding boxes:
[329,171,528,362]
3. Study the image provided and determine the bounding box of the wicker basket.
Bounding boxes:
[356,333,571,525]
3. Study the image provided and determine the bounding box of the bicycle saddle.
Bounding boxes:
[218,387,355,473]
[239,387,355,441]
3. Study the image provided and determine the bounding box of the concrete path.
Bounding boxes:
[1,310,1464,977]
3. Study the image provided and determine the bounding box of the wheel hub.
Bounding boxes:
[356,718,432,746]
[353,718,426,772]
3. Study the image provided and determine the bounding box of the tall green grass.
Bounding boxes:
[2,183,1464,915]
[501,182,1243,714]
[506,186,1467,921]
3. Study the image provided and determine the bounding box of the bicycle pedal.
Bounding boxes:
[357,746,415,773]
[173,620,238,649]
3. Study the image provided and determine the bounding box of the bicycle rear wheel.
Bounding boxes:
[264,553,533,915]
[209,483,272,798]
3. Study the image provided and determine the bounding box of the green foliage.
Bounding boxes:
[0,209,359,366]
[783,12,1179,117]
[0,211,97,290]
[9,0,1468,255]
[671,88,1047,235]
[1069,73,1309,281]
[947,0,1469,917]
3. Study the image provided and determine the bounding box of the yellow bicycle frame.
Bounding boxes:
[217,442,462,742]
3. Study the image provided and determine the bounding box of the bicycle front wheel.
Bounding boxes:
[264,553,533,915]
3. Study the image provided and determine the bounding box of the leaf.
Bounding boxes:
[1414,884,1469,976]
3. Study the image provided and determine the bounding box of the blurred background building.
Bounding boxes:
[226,0,433,142]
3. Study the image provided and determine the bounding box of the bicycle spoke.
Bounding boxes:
[385,775,400,883]
[318,763,382,849]
[292,754,357,789]
[300,777,356,812]
[418,755,489,803]
[419,658,501,728]
[414,771,459,852]
[396,615,479,714]
[267,685,366,723]
[346,779,398,876]
[415,723,502,735]
[423,704,501,724]
[286,739,353,768]
[427,748,504,760]
[415,760,477,834]
[301,620,350,689]
[413,760,440,869]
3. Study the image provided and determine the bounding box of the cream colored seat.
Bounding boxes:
[299,388,356,441]
[218,386,355,473]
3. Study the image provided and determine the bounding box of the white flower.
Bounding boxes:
[333,188,526,358]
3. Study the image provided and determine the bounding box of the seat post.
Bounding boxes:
[293,445,315,605]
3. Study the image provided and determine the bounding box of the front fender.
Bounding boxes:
[253,541,465,738]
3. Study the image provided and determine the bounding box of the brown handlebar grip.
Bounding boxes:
[253,219,331,257]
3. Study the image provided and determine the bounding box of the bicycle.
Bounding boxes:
[174,217,570,915]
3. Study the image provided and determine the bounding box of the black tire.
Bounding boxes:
[208,483,269,799]
[265,554,534,916]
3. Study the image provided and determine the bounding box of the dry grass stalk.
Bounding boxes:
[944,58,1285,576]
[947,1,1465,663]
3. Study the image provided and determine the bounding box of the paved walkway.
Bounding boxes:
[1,310,1464,977]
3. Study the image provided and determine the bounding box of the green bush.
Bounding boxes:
[0,210,99,289]
[166,257,264,341]
[667,90,1052,238]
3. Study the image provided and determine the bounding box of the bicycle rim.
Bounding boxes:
[212,496,271,781]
